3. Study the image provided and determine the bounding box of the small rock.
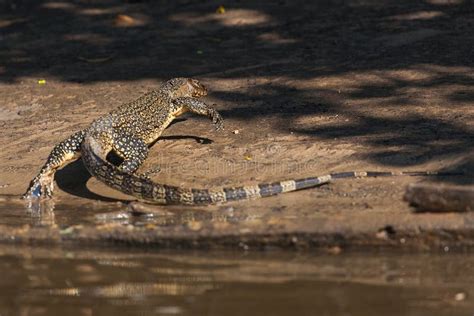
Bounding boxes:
[454,292,466,301]
[238,242,249,250]
[327,246,342,255]
[187,221,202,231]
[376,230,389,240]
[213,222,230,230]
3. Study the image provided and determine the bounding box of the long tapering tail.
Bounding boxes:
[81,135,455,205]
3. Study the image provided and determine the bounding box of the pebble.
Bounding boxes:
[454,292,466,301]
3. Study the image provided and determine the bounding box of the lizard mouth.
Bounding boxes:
[189,79,208,97]
[193,88,208,97]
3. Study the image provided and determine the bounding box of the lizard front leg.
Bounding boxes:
[173,97,224,131]
[23,130,85,199]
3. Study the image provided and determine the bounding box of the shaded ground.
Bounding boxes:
[0,0,472,249]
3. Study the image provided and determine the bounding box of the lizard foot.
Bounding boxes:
[23,174,54,200]
[209,108,224,131]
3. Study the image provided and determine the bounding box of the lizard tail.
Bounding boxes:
[81,135,332,205]
[81,135,456,205]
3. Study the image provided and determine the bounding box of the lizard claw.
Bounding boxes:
[23,175,54,200]
[209,110,224,131]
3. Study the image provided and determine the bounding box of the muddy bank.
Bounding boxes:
[0,198,472,251]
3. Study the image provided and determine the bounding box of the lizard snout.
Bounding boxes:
[193,86,208,97]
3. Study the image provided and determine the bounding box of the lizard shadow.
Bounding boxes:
[55,135,213,202]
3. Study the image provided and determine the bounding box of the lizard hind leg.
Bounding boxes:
[23,130,85,199]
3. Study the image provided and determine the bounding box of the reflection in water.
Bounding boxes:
[27,198,56,227]
[0,196,59,227]
[0,200,472,315]
[49,281,216,298]
[0,196,262,230]
[0,245,472,316]
[93,202,264,229]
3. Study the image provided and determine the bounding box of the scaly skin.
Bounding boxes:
[24,78,222,199]
[24,77,453,205]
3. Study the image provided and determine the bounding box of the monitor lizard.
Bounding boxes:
[23,77,451,205]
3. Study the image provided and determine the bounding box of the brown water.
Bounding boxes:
[0,245,472,316]
[0,199,473,315]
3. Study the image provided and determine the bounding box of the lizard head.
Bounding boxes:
[188,78,208,98]
[164,78,208,98]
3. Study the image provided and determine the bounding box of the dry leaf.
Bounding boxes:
[114,14,137,27]
[78,55,114,63]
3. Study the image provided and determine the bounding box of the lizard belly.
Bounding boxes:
[144,115,177,145]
